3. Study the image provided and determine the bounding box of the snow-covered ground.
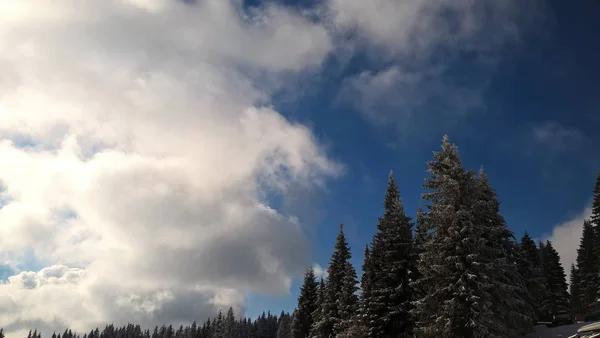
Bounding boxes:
[524,323,590,338]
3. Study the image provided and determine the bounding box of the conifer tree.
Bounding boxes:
[473,170,532,336]
[576,220,596,317]
[214,310,224,338]
[364,172,414,337]
[413,136,496,338]
[310,225,358,338]
[540,240,570,320]
[358,245,373,330]
[309,278,325,338]
[410,207,428,315]
[519,232,545,321]
[224,307,236,338]
[335,260,359,337]
[277,311,292,338]
[292,267,319,338]
[571,264,582,318]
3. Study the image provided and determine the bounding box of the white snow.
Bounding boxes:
[524,323,590,338]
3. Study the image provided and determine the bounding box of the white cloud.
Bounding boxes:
[329,0,518,58]
[542,205,592,283]
[0,0,340,335]
[331,0,539,134]
[312,263,328,280]
[337,66,483,134]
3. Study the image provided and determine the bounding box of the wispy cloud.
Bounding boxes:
[333,0,543,136]
[337,66,484,136]
[531,121,586,152]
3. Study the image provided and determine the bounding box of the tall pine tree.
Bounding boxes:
[413,136,496,338]
[519,232,545,322]
[540,240,570,321]
[309,278,326,338]
[364,172,414,337]
[410,207,429,314]
[576,219,596,318]
[473,169,532,336]
[292,267,319,338]
[277,311,292,338]
[310,225,358,338]
[358,245,373,331]
[570,264,582,318]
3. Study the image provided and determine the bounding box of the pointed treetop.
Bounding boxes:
[479,165,486,175]
[339,223,344,230]
[384,171,404,215]
[442,134,450,144]
[428,134,463,176]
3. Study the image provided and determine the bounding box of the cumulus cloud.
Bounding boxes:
[333,0,542,135]
[0,0,341,335]
[542,205,592,283]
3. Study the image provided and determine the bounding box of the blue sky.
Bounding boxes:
[0,0,599,334]
[245,0,600,318]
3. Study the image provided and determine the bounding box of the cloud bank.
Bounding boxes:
[0,0,339,336]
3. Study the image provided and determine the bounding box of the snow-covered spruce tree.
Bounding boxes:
[576,220,596,317]
[540,240,570,320]
[335,261,359,336]
[413,135,496,338]
[311,225,358,338]
[410,206,430,326]
[571,264,583,318]
[293,267,319,338]
[519,233,545,322]
[473,169,533,336]
[358,245,373,330]
[309,278,326,338]
[364,172,414,338]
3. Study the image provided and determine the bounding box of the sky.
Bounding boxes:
[0,0,598,336]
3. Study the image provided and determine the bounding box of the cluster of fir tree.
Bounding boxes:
[569,171,600,321]
[291,136,576,338]
[2,309,293,338]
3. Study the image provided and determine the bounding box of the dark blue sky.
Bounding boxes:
[245,0,600,317]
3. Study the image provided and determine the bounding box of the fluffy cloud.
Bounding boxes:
[542,205,592,283]
[333,0,541,135]
[0,0,340,336]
